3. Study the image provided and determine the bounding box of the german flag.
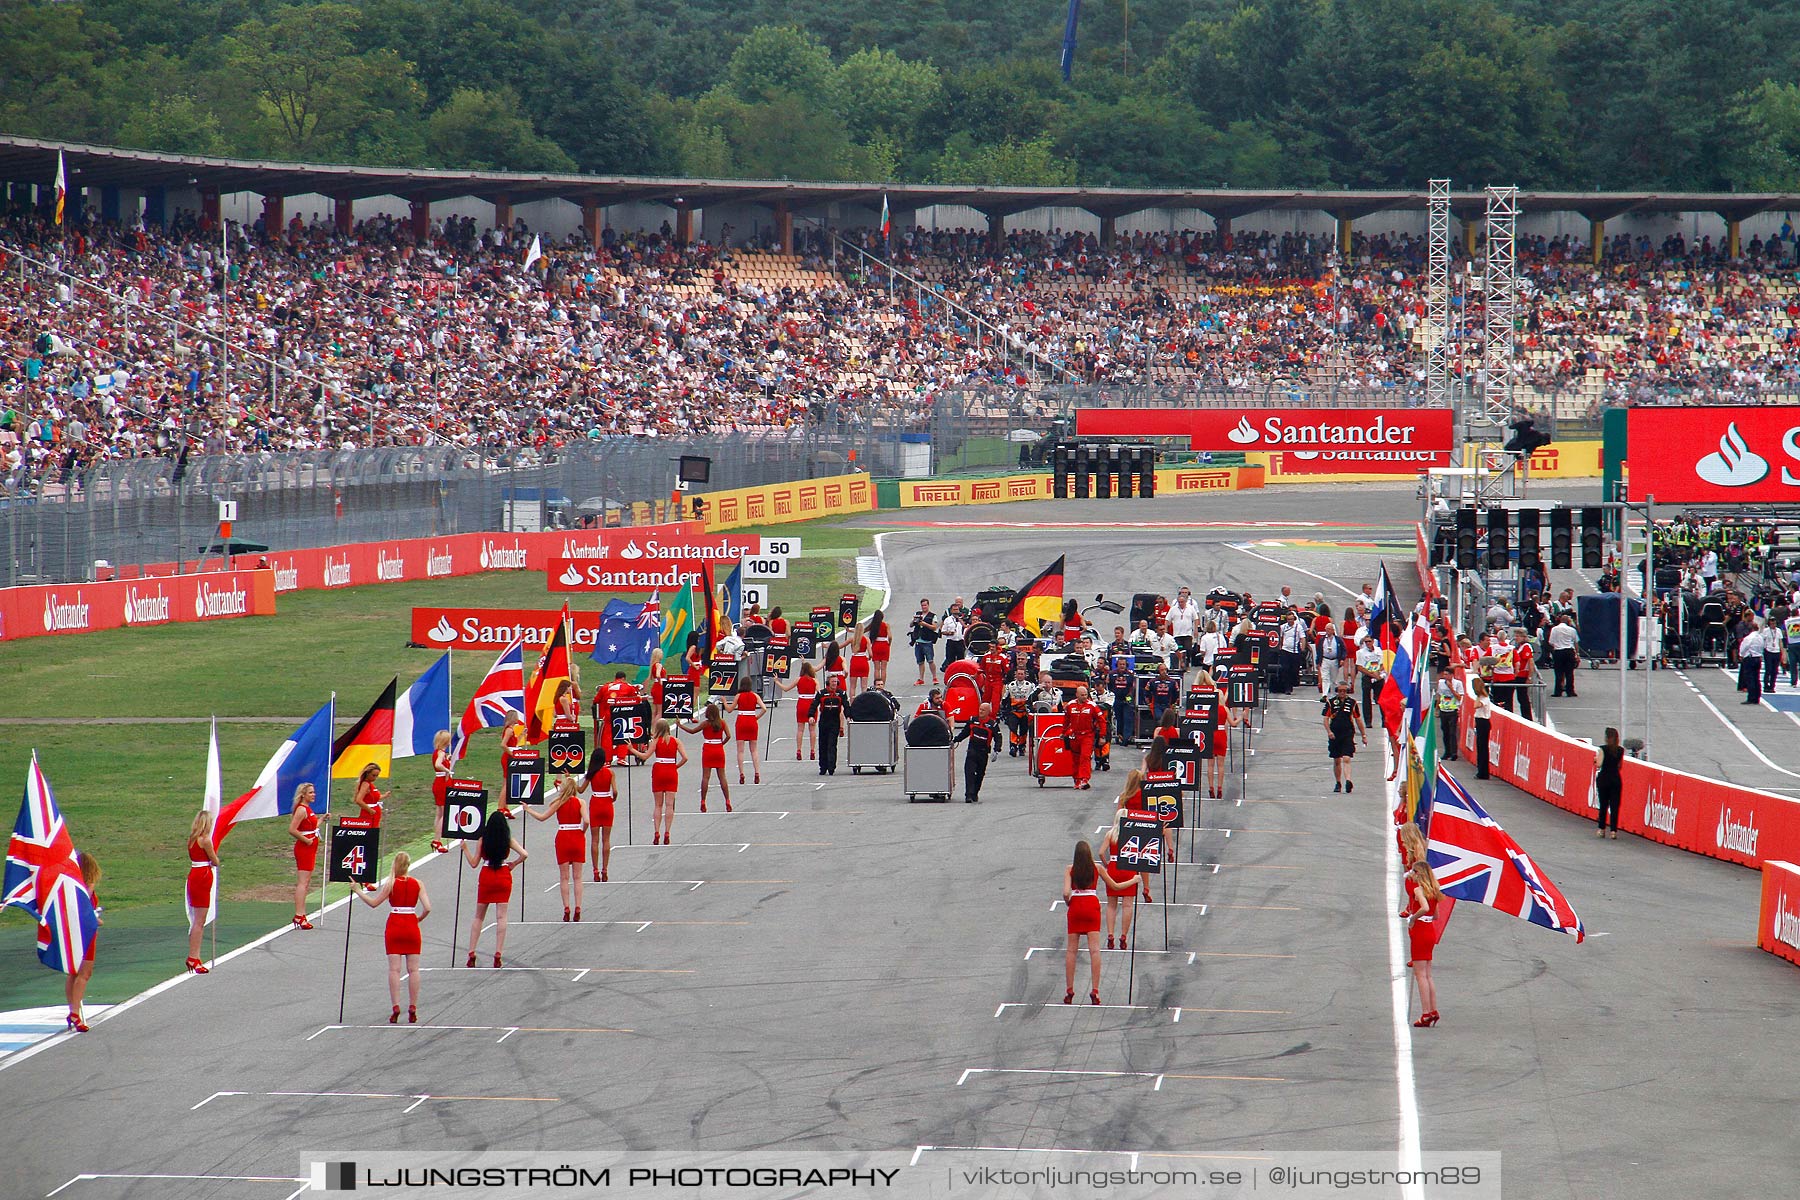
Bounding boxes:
[331,678,396,778]
[524,603,572,743]
[1004,554,1066,635]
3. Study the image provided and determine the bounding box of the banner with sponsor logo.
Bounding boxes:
[897,474,1054,507]
[583,526,760,562]
[1155,465,1263,494]
[0,569,276,642]
[546,557,709,592]
[703,472,874,531]
[1625,406,1800,502]
[1076,408,1455,472]
[1759,860,1800,968]
[413,607,606,652]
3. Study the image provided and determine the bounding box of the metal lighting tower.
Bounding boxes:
[1477,184,1518,434]
[1425,179,1452,411]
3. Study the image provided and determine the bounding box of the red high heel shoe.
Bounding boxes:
[725,800,733,813]
[754,773,761,784]
[185,957,209,975]
[600,869,608,882]
[1424,1010,1439,1026]
[1089,990,1101,1005]
[592,868,601,882]
[699,799,707,813]
[739,772,746,785]
[493,954,503,968]
[293,914,313,930]
[562,906,570,922]
[389,1006,400,1025]
[1063,989,1074,1005]
[66,1012,89,1033]
[408,1006,418,1024]
[465,952,476,968]
[573,908,581,922]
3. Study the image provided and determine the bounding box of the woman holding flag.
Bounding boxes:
[357,851,431,1022]
[288,782,321,930]
[430,730,454,854]
[65,851,100,1032]
[351,762,383,826]
[184,809,218,974]
[1399,858,1444,1026]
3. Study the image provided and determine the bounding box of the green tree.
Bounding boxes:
[931,133,1077,186]
[425,87,576,171]
[221,4,425,159]
[724,25,838,108]
[835,47,941,145]
[1726,81,1800,192]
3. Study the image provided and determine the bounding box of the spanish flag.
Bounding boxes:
[1004,554,1066,635]
[524,604,572,744]
[331,678,396,778]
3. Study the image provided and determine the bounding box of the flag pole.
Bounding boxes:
[1126,886,1138,1005]
[337,888,354,1024]
[448,847,464,968]
[210,869,218,971]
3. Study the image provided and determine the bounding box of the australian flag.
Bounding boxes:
[593,596,662,672]
[1427,766,1585,942]
[3,753,99,974]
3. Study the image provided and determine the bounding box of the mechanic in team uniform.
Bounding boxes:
[1145,663,1181,727]
[814,678,848,776]
[1107,656,1137,745]
[954,702,1001,803]
[1003,666,1037,757]
[1322,682,1367,793]
[1061,685,1104,790]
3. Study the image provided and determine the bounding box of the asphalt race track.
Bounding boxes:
[4,481,1797,1199]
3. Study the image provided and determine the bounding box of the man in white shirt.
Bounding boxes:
[1353,635,1385,724]
[1701,548,1720,590]
[1547,613,1580,697]
[1167,586,1202,666]
[1198,620,1229,674]
[1738,619,1766,704]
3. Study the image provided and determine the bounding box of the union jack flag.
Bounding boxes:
[451,639,525,764]
[2,753,98,974]
[1427,766,1585,942]
[637,591,662,629]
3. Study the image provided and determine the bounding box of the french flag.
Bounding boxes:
[214,701,335,846]
[392,653,451,760]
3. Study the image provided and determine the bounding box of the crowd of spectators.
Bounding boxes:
[5,201,1800,490]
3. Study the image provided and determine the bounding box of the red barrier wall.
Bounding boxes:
[0,570,277,641]
[1758,861,1800,967]
[1460,678,1800,871]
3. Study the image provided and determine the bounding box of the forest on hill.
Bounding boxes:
[4,0,1799,190]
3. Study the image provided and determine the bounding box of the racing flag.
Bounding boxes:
[524,604,573,744]
[1004,555,1066,635]
[331,678,396,779]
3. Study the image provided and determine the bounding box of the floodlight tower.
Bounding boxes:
[1425,179,1452,412]
[1476,184,1518,436]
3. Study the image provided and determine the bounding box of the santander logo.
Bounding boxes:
[426,548,453,578]
[42,592,91,633]
[376,549,406,581]
[618,540,645,560]
[428,615,458,644]
[1774,899,1800,951]
[273,565,299,593]
[1694,422,1770,488]
[194,580,248,618]
[1227,416,1259,445]
[1715,807,1759,857]
[481,540,528,570]
[123,585,171,626]
[1644,783,1678,835]
[1512,744,1532,783]
[322,556,353,588]
[558,563,584,587]
[1545,757,1567,799]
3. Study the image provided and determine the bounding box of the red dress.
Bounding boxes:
[734,691,760,742]
[553,796,586,865]
[770,617,788,638]
[1104,836,1144,899]
[871,622,891,663]
[850,634,872,680]
[701,724,728,770]
[384,876,422,955]
[794,675,818,723]
[83,889,98,963]
[587,766,616,829]
[650,735,682,793]
[1067,882,1102,935]
[432,749,453,806]
[185,838,214,909]
[650,662,667,710]
[293,801,320,873]
[477,861,513,905]
[359,784,384,827]
[1404,878,1440,962]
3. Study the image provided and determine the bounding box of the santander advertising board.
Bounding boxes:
[1074,407,1455,473]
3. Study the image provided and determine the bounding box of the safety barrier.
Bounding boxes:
[1459,694,1800,870]
[888,466,1264,508]
[701,472,874,531]
[0,569,276,642]
[1759,861,1800,967]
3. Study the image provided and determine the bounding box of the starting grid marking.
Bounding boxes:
[191,1090,557,1114]
[48,1175,306,1198]
[613,842,832,853]
[537,879,792,894]
[956,1068,1287,1088]
[1023,947,1192,961]
[305,1024,632,1043]
[991,1002,1294,1020]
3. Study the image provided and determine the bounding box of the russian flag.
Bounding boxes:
[392,653,450,759]
[1378,617,1427,732]
[214,700,335,846]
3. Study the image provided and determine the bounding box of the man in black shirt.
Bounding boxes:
[1107,656,1137,744]
[954,702,1000,803]
[814,679,847,776]
[1321,681,1367,794]
[909,600,940,686]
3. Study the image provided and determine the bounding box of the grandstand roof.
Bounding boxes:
[2,135,1794,222]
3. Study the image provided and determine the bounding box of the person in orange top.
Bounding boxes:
[287,782,321,930]
[584,757,617,882]
[777,661,819,761]
[524,775,587,921]
[184,809,218,974]
[429,730,454,853]
[1060,686,1104,790]
[680,702,733,813]
[357,851,431,1023]
[733,680,766,785]
[634,718,689,845]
